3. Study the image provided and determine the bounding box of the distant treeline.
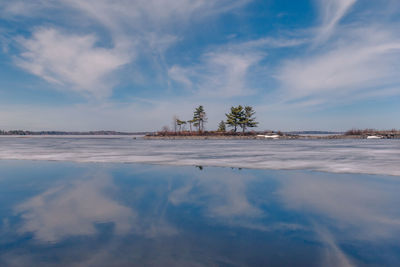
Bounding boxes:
[344,129,400,136]
[287,131,343,135]
[0,130,148,135]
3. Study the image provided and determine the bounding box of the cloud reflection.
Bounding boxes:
[277,172,400,240]
[316,225,355,267]
[15,175,136,242]
[169,170,261,218]
[2,161,400,266]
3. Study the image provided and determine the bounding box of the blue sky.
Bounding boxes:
[0,0,399,131]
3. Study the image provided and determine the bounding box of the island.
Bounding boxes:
[145,105,400,140]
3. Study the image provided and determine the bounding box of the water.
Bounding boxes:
[0,137,399,266]
[0,136,399,176]
[0,160,399,266]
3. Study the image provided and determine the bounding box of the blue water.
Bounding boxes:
[0,160,399,266]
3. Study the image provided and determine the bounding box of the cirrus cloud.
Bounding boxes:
[276,26,400,105]
[15,28,131,97]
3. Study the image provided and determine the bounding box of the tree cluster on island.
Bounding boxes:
[224,105,258,133]
[158,105,259,136]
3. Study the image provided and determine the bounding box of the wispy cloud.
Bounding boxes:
[314,0,357,43]
[168,36,306,98]
[169,51,264,97]
[61,0,250,31]
[0,0,56,17]
[2,0,250,98]
[273,0,400,109]
[276,26,400,105]
[14,28,131,97]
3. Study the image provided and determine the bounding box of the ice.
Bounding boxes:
[0,136,399,176]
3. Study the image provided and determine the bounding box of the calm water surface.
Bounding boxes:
[0,160,399,266]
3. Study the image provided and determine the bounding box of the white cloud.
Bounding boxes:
[168,65,193,89]
[168,35,307,98]
[276,26,400,105]
[62,0,254,98]
[1,0,247,21]
[15,28,131,97]
[315,0,357,43]
[200,52,262,97]
[169,48,266,97]
[273,0,400,107]
[2,0,250,98]
[0,0,55,17]
[229,36,307,50]
[61,0,249,31]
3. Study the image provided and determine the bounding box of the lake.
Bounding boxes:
[0,137,399,266]
[0,136,399,175]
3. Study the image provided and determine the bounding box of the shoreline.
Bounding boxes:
[144,134,400,140]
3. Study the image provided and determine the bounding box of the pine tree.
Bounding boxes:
[176,119,187,132]
[187,119,195,132]
[217,120,226,132]
[193,105,207,132]
[240,106,258,133]
[225,105,244,133]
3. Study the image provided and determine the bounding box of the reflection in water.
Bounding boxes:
[277,173,400,266]
[195,165,203,171]
[316,227,356,267]
[278,173,400,240]
[0,161,399,266]
[15,175,136,242]
[169,169,261,218]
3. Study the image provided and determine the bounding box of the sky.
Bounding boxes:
[0,0,399,131]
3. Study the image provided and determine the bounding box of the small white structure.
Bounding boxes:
[367,135,383,139]
[257,134,280,139]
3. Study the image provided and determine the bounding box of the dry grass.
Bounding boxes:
[345,128,400,136]
[149,130,285,137]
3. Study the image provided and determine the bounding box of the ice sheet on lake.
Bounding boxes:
[0,136,399,176]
